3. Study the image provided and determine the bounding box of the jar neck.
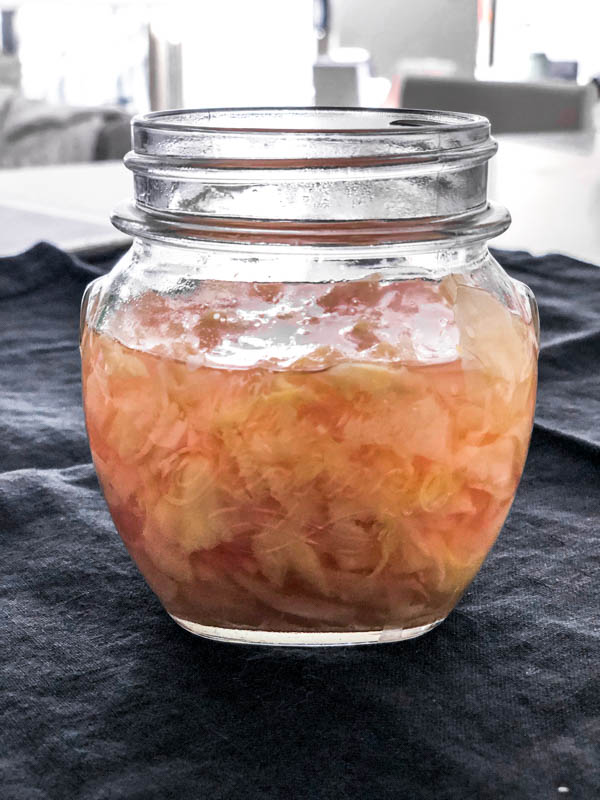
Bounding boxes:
[125,236,491,284]
[113,108,510,250]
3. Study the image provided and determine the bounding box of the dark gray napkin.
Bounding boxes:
[2,243,598,800]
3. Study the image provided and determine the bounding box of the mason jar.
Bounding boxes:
[80,108,539,646]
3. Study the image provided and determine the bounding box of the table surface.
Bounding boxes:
[489,131,600,264]
[0,132,599,263]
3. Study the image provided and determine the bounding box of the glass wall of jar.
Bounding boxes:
[80,109,539,645]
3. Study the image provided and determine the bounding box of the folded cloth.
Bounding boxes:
[1,244,598,800]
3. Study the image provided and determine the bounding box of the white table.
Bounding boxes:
[489,132,600,264]
[0,161,131,258]
[0,132,598,263]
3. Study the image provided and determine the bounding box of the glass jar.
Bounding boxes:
[80,108,539,646]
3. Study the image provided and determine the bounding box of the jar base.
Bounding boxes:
[168,614,446,646]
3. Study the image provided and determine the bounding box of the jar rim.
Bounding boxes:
[136,106,489,136]
[131,107,492,164]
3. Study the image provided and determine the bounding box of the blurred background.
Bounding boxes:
[1,0,599,260]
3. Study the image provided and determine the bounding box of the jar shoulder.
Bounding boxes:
[80,245,538,372]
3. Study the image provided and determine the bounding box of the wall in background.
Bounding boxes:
[330,0,478,78]
[492,0,600,83]
[12,0,316,112]
[16,3,150,109]
[179,0,315,108]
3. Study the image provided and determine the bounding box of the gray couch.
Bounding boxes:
[401,76,597,134]
[0,88,131,167]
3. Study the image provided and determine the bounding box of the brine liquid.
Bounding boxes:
[81,277,537,633]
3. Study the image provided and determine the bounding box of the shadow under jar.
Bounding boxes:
[80,108,539,646]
